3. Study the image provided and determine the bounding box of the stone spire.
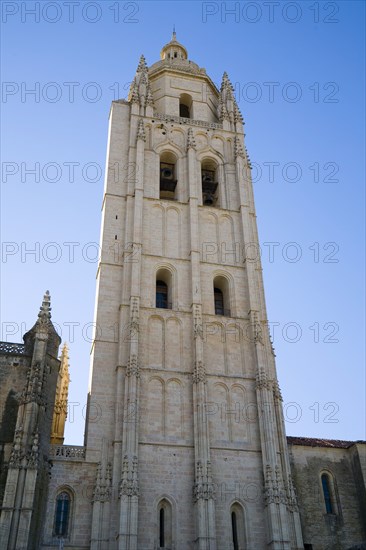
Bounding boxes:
[128,54,154,116]
[37,290,52,326]
[51,343,70,444]
[218,72,243,132]
[23,291,61,357]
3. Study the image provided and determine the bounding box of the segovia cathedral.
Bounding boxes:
[0,34,365,550]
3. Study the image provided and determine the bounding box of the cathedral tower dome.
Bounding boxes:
[160,30,188,61]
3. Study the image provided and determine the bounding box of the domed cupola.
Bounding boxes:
[160,30,188,61]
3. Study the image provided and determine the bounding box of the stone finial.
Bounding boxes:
[219,71,243,125]
[137,54,148,74]
[60,342,68,360]
[38,290,51,324]
[60,343,70,376]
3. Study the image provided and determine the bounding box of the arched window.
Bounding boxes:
[201,159,218,206]
[54,491,71,537]
[179,93,192,119]
[321,473,337,514]
[156,280,168,309]
[231,511,239,550]
[159,507,165,547]
[157,498,172,549]
[160,151,177,200]
[214,288,224,315]
[156,269,173,309]
[230,503,246,549]
[213,276,230,316]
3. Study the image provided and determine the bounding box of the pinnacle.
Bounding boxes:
[137,54,148,72]
[38,290,51,321]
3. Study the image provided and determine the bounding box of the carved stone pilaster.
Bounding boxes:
[193,460,216,502]
[119,455,139,498]
[285,474,299,512]
[27,432,39,469]
[187,127,197,151]
[193,304,203,340]
[8,426,24,469]
[264,464,287,506]
[192,361,206,384]
[253,315,263,344]
[19,359,49,407]
[93,461,112,503]
[256,368,271,391]
[126,355,140,378]
[130,296,140,335]
[136,119,146,142]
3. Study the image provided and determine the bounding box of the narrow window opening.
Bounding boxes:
[156,280,169,309]
[116,215,118,219]
[160,152,177,200]
[179,103,190,118]
[214,288,224,315]
[54,491,70,537]
[201,161,218,206]
[232,511,239,550]
[174,52,177,58]
[304,545,313,550]
[321,474,333,514]
[159,508,165,547]
[179,93,192,119]
[115,235,117,240]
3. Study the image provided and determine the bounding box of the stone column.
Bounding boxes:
[187,128,217,550]
[0,292,60,550]
[235,138,302,549]
[117,118,145,550]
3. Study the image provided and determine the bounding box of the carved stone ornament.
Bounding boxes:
[9,426,24,468]
[256,368,271,391]
[193,305,203,340]
[93,461,112,503]
[126,355,140,378]
[119,455,139,497]
[192,361,206,384]
[27,431,40,469]
[264,464,287,506]
[137,119,146,142]
[193,460,215,501]
[187,127,197,151]
[234,136,245,159]
[273,379,283,401]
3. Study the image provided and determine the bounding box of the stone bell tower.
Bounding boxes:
[85,33,304,549]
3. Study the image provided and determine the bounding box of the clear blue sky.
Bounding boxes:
[1,1,365,444]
